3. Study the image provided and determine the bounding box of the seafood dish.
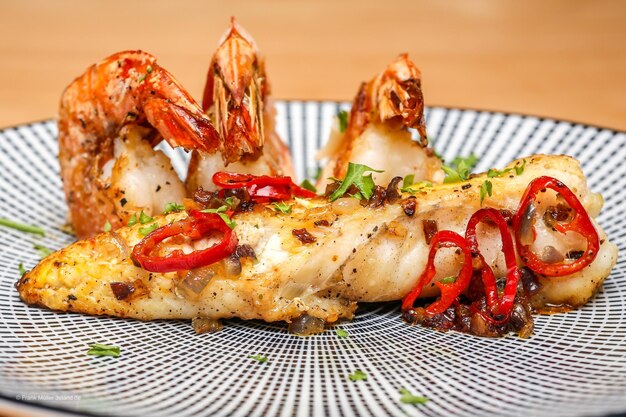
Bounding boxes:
[15,18,618,338]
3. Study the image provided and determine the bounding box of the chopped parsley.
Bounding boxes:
[337,110,349,133]
[442,154,479,184]
[336,328,349,338]
[87,343,120,358]
[401,174,433,193]
[487,168,511,178]
[300,179,317,193]
[314,166,322,181]
[0,218,45,236]
[138,66,152,83]
[439,276,456,284]
[487,159,526,179]
[103,221,112,232]
[18,263,26,276]
[201,206,236,229]
[402,174,415,189]
[127,214,138,227]
[349,370,367,381]
[163,202,184,214]
[399,388,428,405]
[139,211,154,224]
[139,223,159,236]
[450,153,479,170]
[329,163,384,201]
[248,354,268,364]
[442,162,470,183]
[480,180,493,205]
[224,196,236,208]
[272,201,292,214]
[33,244,53,259]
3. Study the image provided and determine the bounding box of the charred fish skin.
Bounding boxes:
[17,155,617,326]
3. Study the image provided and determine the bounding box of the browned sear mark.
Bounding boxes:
[401,198,417,216]
[422,219,438,245]
[110,279,149,301]
[292,228,317,244]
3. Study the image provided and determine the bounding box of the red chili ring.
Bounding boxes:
[131,211,238,273]
[466,208,521,320]
[402,230,474,315]
[512,176,599,277]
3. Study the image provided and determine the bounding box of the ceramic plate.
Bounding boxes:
[1,102,625,417]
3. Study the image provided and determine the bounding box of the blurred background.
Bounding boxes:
[0,0,624,130]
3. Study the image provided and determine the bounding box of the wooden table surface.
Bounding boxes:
[1,0,625,131]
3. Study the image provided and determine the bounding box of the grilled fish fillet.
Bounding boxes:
[17,155,618,323]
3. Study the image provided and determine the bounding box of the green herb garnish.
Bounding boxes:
[439,276,456,284]
[0,218,45,236]
[103,221,112,232]
[138,67,152,83]
[87,343,120,358]
[127,214,138,227]
[272,201,292,214]
[487,168,512,178]
[480,180,493,205]
[442,161,470,183]
[349,369,367,381]
[139,223,159,236]
[201,206,236,229]
[514,159,527,175]
[163,202,184,214]
[139,211,154,224]
[224,196,236,208]
[401,174,433,193]
[314,166,322,181]
[450,153,479,170]
[402,174,415,190]
[336,328,349,338]
[33,244,53,258]
[337,110,349,133]
[399,388,428,405]
[442,154,480,184]
[18,263,26,276]
[249,354,268,364]
[300,179,317,193]
[329,163,384,201]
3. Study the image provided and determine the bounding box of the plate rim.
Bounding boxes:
[1,104,625,417]
[0,103,624,136]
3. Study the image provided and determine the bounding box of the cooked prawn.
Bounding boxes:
[318,54,443,187]
[185,18,294,192]
[58,50,220,239]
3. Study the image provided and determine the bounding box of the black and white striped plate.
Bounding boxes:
[1,102,625,417]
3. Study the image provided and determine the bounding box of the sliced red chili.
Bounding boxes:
[131,210,238,273]
[465,208,520,321]
[401,230,473,315]
[212,172,316,203]
[512,176,599,277]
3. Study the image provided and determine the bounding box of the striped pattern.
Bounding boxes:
[1,102,625,417]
